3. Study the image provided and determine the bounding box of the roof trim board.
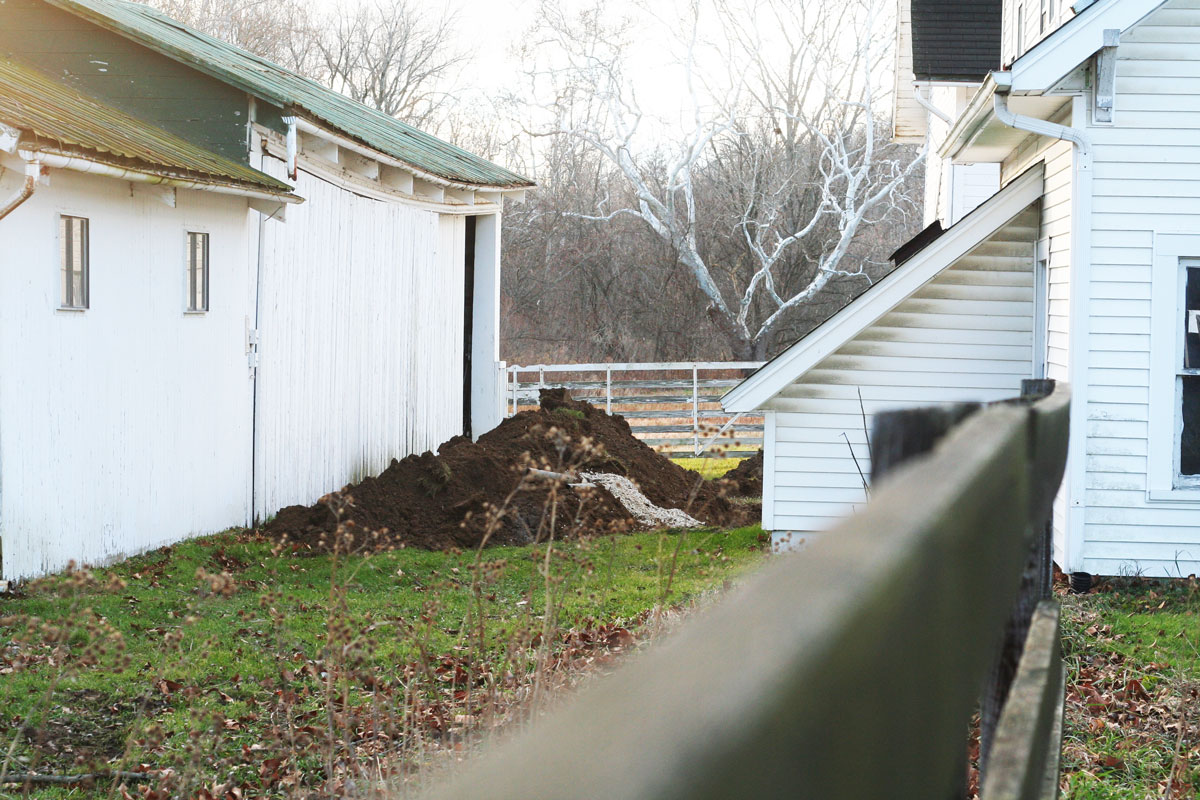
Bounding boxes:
[721,163,1044,412]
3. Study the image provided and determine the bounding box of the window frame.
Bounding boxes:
[184,230,210,314]
[58,213,90,310]
[1148,235,1200,501]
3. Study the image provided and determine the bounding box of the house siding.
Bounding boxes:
[252,158,469,518]
[1000,125,1074,564]
[0,157,255,580]
[762,207,1038,533]
[1079,0,1200,578]
[1003,0,1075,67]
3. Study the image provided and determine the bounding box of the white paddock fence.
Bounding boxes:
[505,362,765,458]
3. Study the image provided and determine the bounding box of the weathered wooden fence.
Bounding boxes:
[426,383,1070,800]
[504,362,765,457]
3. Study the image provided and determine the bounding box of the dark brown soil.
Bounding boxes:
[262,389,753,554]
[722,450,763,497]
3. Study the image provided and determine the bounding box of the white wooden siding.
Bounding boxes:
[999,129,1075,566]
[253,160,467,519]
[1003,0,1075,67]
[762,208,1038,533]
[1079,0,1200,577]
[951,163,1002,223]
[0,160,255,580]
[893,0,927,143]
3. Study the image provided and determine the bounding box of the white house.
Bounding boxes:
[0,0,532,581]
[724,0,1200,582]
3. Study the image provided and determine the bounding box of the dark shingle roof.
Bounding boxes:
[43,0,534,189]
[911,0,1001,82]
[0,56,297,196]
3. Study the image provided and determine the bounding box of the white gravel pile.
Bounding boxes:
[579,472,703,529]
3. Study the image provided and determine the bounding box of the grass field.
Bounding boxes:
[673,456,744,480]
[1059,576,1200,799]
[0,525,766,797]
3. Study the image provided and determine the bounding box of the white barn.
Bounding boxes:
[724,0,1200,582]
[0,0,532,581]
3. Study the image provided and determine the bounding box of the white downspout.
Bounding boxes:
[0,159,40,221]
[914,84,952,124]
[993,87,1093,575]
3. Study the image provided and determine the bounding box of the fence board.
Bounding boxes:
[427,390,1068,800]
[981,602,1065,800]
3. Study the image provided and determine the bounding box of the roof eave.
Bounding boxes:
[293,116,534,192]
[16,142,303,203]
[939,73,1003,161]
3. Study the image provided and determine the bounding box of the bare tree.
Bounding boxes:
[147,0,318,72]
[146,0,465,131]
[313,0,467,130]
[524,0,925,359]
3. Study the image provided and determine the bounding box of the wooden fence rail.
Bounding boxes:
[426,384,1070,800]
[505,362,765,457]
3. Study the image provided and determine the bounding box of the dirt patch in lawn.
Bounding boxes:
[262,389,754,554]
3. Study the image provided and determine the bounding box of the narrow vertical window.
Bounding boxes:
[59,215,89,309]
[1016,3,1026,55]
[1180,266,1200,477]
[1040,0,1047,33]
[186,231,209,312]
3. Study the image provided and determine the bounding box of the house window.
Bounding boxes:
[59,215,89,309]
[1180,265,1200,478]
[1016,3,1026,55]
[186,231,209,312]
[1040,0,1047,33]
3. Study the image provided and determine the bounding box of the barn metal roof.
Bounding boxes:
[0,56,297,196]
[43,0,535,190]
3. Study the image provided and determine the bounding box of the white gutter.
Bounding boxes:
[292,117,529,194]
[16,148,302,204]
[0,158,40,221]
[992,83,1093,574]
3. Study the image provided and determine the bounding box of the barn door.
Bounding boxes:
[463,215,477,437]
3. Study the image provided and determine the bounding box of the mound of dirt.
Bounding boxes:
[722,450,763,497]
[262,389,752,554]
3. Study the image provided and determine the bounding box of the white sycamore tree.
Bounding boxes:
[526,0,926,359]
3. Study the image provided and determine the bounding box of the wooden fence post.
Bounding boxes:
[980,380,1066,782]
[870,404,982,483]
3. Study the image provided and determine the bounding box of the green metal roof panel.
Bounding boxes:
[0,56,295,194]
[44,0,535,189]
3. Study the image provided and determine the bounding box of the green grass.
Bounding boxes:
[1059,576,1200,799]
[673,456,744,480]
[0,525,766,795]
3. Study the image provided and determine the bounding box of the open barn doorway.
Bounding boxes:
[462,215,477,437]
